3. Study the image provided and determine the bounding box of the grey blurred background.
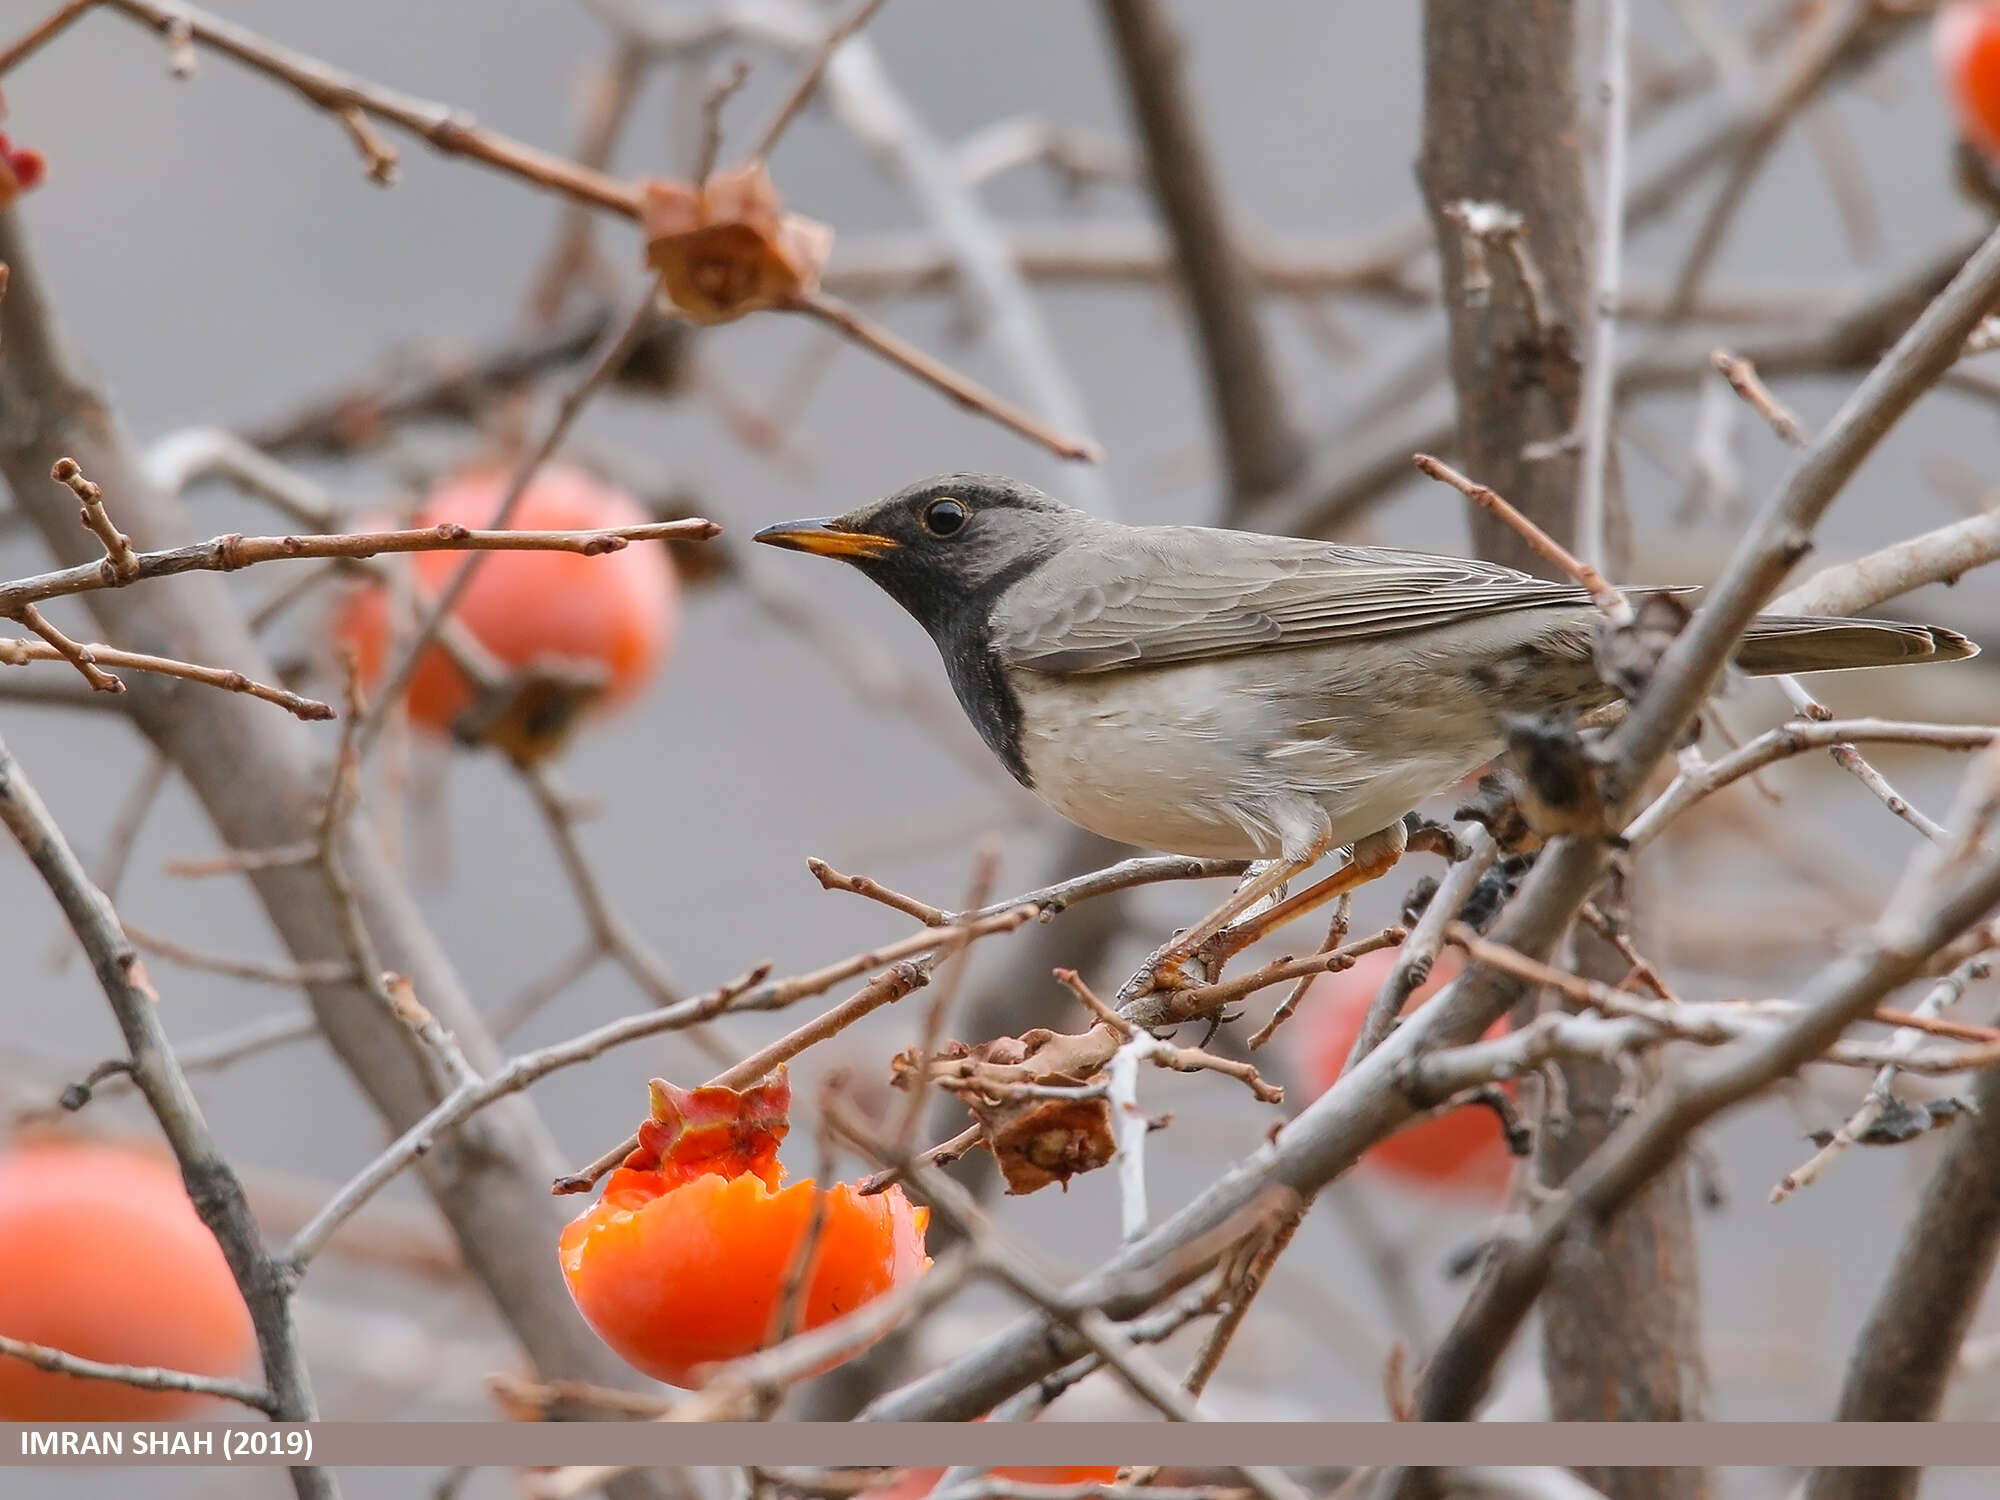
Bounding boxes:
[3,1,2000,1497]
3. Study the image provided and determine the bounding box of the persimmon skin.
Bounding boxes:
[1293,948,1516,1196]
[0,1142,258,1420]
[335,465,677,736]
[1940,5,2000,163]
[559,1165,931,1388]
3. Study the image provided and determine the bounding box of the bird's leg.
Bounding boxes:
[1132,835,1333,996]
[1208,864,1288,968]
[1202,821,1410,965]
[1231,859,1292,921]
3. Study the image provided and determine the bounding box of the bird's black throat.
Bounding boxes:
[846,545,1057,790]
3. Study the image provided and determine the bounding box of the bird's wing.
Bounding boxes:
[990,526,1601,674]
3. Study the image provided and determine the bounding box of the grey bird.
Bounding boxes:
[755,473,1978,968]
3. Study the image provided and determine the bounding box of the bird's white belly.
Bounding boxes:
[1008,660,1494,860]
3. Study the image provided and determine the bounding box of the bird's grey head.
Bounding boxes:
[752,473,1091,644]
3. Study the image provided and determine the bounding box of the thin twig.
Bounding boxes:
[744,0,891,165]
[165,840,319,879]
[765,1090,840,1382]
[335,105,398,185]
[0,634,332,719]
[96,0,642,212]
[45,753,171,973]
[1660,0,1886,322]
[518,763,731,1066]
[120,919,355,989]
[0,1332,275,1415]
[1769,506,2000,619]
[535,906,1035,1195]
[1174,928,1408,1018]
[1712,349,1808,445]
[355,289,685,751]
[9,603,122,692]
[1401,748,2000,1440]
[1341,827,1498,1072]
[1412,454,1629,619]
[141,426,337,530]
[894,841,1002,1154]
[52,456,140,579]
[1772,949,1996,1202]
[790,292,1102,462]
[1248,893,1354,1051]
[527,40,651,322]
[0,515,720,618]
[0,731,328,1487]
[674,1249,978,1422]
[1771,675,1951,845]
[490,940,603,1041]
[692,59,752,187]
[1625,720,1997,851]
[1178,1201,1306,1401]
[0,0,95,76]
[806,856,951,926]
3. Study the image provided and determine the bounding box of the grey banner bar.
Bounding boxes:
[4,1424,2000,1468]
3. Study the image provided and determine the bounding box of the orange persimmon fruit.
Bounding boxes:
[1938,2,2000,163]
[0,1140,258,1419]
[558,1069,931,1388]
[1291,947,1516,1197]
[333,464,677,744]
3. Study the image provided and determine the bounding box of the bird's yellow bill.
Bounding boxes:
[752,518,901,559]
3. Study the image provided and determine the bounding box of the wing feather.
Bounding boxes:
[990,527,1605,675]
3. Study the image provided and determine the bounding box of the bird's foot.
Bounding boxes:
[1209,823,1412,958]
[1402,812,1471,862]
[1139,945,1206,995]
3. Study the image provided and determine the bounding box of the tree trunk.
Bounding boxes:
[1418,5,1709,1489]
[1805,1046,2000,1500]
[0,212,682,1500]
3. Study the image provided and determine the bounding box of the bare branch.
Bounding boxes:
[789,293,1101,463]
[0,731,328,1489]
[96,0,642,212]
[0,1331,274,1416]
[0,0,95,76]
[1398,753,2000,1453]
[0,514,719,618]
[0,633,332,719]
[743,0,890,165]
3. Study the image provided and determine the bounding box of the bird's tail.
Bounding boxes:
[1732,615,1980,676]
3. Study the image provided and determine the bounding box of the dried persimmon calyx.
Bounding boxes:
[639,162,834,325]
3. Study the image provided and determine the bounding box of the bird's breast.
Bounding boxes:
[1006,662,1291,858]
[1002,648,1506,859]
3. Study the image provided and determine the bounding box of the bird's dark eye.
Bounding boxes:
[921,497,968,537]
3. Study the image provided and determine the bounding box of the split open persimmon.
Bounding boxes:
[558,1070,931,1388]
[1292,948,1516,1197]
[1938,3,2000,163]
[333,464,678,744]
[0,1140,258,1420]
